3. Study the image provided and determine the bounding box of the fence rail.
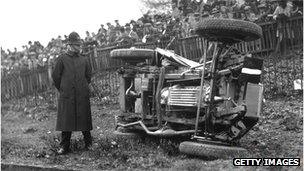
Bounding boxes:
[1,16,303,102]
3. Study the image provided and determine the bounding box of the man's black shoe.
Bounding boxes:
[84,138,92,149]
[84,143,92,150]
[57,147,71,155]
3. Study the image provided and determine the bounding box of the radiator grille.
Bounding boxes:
[167,88,207,107]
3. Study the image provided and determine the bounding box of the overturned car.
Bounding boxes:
[110,18,264,159]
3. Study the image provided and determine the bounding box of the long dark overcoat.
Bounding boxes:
[52,52,92,131]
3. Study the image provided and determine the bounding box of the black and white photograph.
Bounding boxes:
[0,0,303,170]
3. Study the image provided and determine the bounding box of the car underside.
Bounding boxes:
[110,18,264,159]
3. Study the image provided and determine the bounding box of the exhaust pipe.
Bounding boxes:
[116,120,196,136]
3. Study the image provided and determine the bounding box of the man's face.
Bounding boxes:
[69,44,81,53]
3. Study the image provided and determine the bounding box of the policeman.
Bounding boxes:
[52,32,92,155]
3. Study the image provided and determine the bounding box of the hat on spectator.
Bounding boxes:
[155,21,162,26]
[202,11,209,18]
[67,32,82,45]
[186,7,194,13]
[154,14,161,19]
[204,4,212,11]
[244,6,251,11]
[211,8,220,14]
[218,0,226,6]
[144,23,152,27]
[258,3,267,8]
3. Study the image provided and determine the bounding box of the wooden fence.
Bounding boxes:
[1,16,303,102]
[1,66,53,101]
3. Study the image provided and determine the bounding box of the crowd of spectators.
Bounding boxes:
[1,0,302,76]
[173,0,302,36]
[1,37,65,76]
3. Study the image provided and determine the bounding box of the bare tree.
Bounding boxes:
[140,0,172,14]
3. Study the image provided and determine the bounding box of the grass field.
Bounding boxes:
[1,92,303,170]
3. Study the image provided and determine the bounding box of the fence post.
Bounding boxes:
[48,63,53,88]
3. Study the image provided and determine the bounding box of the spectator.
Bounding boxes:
[273,0,293,54]
[91,32,97,41]
[114,20,121,37]
[96,28,106,46]
[114,27,132,45]
[155,21,164,34]
[142,14,152,24]
[106,22,117,44]
[171,18,183,38]
[125,24,140,42]
[142,22,160,43]
[28,41,36,53]
[273,0,292,20]
[99,24,107,35]
[47,38,55,49]
[55,36,63,48]
[211,8,221,18]
[243,6,257,21]
[181,17,191,37]
[63,35,68,44]
[114,20,121,28]
[95,28,105,46]
[132,19,144,38]
[290,0,303,16]
[244,0,259,15]
[85,31,93,42]
[220,6,230,18]
[172,3,182,19]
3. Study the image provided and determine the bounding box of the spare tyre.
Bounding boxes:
[179,141,248,159]
[110,48,155,64]
[195,18,263,44]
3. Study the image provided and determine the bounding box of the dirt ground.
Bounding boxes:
[1,91,303,171]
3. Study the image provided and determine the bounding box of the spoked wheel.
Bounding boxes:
[179,141,248,159]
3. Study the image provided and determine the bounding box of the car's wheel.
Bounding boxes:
[110,48,155,64]
[179,141,248,159]
[195,18,263,44]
